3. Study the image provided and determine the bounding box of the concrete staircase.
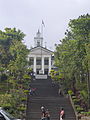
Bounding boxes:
[26,78,76,120]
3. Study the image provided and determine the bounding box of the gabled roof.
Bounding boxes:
[29,46,53,55]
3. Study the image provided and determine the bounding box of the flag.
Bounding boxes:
[42,20,45,27]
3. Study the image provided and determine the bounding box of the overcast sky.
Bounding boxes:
[0,0,90,50]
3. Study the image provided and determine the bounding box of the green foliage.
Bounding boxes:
[0,27,29,118]
[72,96,76,99]
[54,13,90,109]
[0,89,27,118]
[0,94,12,105]
[17,104,26,112]
[23,74,31,80]
[81,111,90,116]
[73,98,80,105]
[21,97,27,102]
[68,90,74,95]
[24,90,29,94]
[50,70,64,84]
[2,103,12,110]
[80,90,88,102]
[76,106,84,113]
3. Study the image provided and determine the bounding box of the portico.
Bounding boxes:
[28,47,53,75]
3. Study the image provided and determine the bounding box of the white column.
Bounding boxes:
[34,56,36,73]
[49,56,51,74]
[42,56,44,74]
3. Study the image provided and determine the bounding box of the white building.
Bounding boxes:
[28,30,54,77]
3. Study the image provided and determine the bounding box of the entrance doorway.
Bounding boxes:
[36,69,40,74]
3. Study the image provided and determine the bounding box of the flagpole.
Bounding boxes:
[41,21,43,42]
[41,21,43,73]
[40,20,44,73]
[41,20,45,40]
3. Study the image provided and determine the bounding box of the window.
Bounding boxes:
[37,41,40,46]
[29,57,34,65]
[36,57,41,65]
[44,57,49,65]
[44,69,48,74]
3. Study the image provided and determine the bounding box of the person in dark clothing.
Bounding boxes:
[29,89,33,95]
[45,109,50,120]
[32,88,37,95]
[41,106,46,119]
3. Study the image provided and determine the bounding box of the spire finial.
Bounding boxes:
[37,29,40,34]
[45,42,47,48]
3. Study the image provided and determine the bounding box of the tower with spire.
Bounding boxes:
[34,29,43,47]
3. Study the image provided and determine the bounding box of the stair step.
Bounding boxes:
[26,78,76,120]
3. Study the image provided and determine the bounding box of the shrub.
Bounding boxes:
[21,97,27,102]
[81,111,90,115]
[68,90,73,96]
[72,98,80,104]
[24,90,29,94]
[76,106,84,113]
[2,103,12,110]
[80,90,88,103]
[17,105,26,112]
[72,96,76,99]
[75,105,80,109]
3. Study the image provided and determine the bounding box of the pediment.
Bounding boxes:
[30,47,53,55]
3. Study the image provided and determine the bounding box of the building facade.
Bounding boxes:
[28,30,53,76]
